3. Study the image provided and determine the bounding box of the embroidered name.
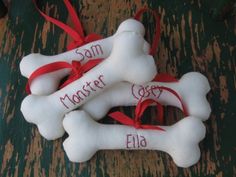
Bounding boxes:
[75,44,103,61]
[126,134,147,149]
[131,84,163,100]
[60,75,105,109]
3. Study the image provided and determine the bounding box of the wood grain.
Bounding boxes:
[0,0,235,176]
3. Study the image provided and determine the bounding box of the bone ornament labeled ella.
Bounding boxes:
[21,31,157,140]
[63,110,206,168]
[82,72,211,121]
[20,19,150,95]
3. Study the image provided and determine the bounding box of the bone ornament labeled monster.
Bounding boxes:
[20,19,150,95]
[82,72,211,121]
[21,31,157,140]
[63,110,206,168]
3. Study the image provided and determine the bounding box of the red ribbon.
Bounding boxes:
[109,99,165,131]
[25,59,102,93]
[152,74,188,116]
[108,74,189,130]
[30,1,188,125]
[25,5,162,94]
[59,59,102,88]
[26,0,104,93]
[153,73,178,82]
[32,0,103,50]
[134,8,161,55]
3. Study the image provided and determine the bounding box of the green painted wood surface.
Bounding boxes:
[0,0,235,176]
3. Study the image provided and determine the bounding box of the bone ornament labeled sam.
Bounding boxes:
[21,31,157,140]
[63,110,206,168]
[20,19,150,95]
[82,72,211,121]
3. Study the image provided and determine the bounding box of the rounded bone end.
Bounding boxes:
[178,72,211,121]
[30,74,60,95]
[172,145,201,168]
[63,110,99,136]
[63,111,98,162]
[20,53,43,77]
[186,100,212,121]
[116,18,145,36]
[21,95,42,124]
[63,138,97,163]
[124,54,157,85]
[63,111,86,134]
[63,110,95,132]
[111,32,157,84]
[177,117,206,143]
[180,72,211,93]
[113,31,145,57]
[21,95,65,140]
[37,120,65,140]
[168,117,206,168]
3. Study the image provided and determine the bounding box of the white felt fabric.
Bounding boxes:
[20,19,150,95]
[21,31,157,140]
[82,72,211,121]
[63,110,206,168]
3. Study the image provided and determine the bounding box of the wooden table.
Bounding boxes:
[0,0,235,176]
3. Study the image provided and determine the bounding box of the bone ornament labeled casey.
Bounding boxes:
[63,110,206,168]
[82,72,211,121]
[20,19,150,95]
[21,31,157,140]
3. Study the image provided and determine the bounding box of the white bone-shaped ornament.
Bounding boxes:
[20,19,150,95]
[82,72,211,121]
[63,110,206,168]
[21,31,157,140]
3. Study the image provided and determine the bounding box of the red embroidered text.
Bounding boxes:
[131,84,163,100]
[60,75,105,109]
[75,44,103,61]
[126,134,147,149]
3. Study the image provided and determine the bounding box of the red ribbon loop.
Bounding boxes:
[134,8,161,56]
[63,0,84,37]
[152,74,188,116]
[109,74,189,131]
[135,98,164,124]
[33,0,103,51]
[109,99,166,131]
